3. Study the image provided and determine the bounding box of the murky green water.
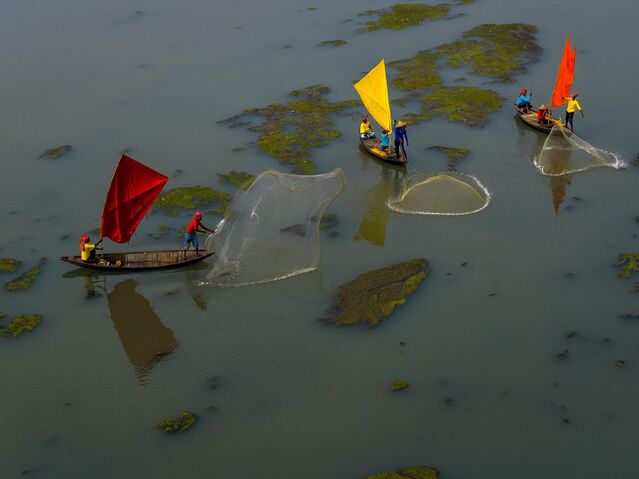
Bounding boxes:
[2,0,639,477]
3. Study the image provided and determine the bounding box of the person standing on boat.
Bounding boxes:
[394,120,408,158]
[516,88,533,112]
[563,93,584,131]
[184,211,215,255]
[380,128,390,153]
[359,115,375,140]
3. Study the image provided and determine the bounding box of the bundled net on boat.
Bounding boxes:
[204,168,345,286]
[387,172,490,216]
[534,125,625,176]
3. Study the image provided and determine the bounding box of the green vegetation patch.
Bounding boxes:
[317,39,347,47]
[389,51,443,91]
[428,145,470,170]
[217,171,255,190]
[6,258,45,291]
[357,3,452,32]
[0,312,6,319]
[390,380,410,391]
[324,258,428,327]
[0,314,43,338]
[158,411,198,433]
[39,145,72,159]
[617,253,639,279]
[364,465,440,479]
[219,85,355,174]
[0,257,22,273]
[154,186,231,216]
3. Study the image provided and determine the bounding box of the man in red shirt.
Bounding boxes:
[184,211,214,255]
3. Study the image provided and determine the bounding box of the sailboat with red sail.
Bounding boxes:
[516,36,576,134]
[60,154,214,271]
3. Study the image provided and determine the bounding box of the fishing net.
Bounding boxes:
[387,172,490,215]
[534,125,625,176]
[204,168,346,286]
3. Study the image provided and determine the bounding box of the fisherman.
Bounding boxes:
[79,233,102,262]
[563,93,584,131]
[359,115,375,140]
[516,88,533,113]
[537,104,551,125]
[380,128,390,153]
[394,120,408,159]
[184,211,215,255]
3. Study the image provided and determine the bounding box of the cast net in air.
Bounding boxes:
[387,172,490,215]
[204,168,345,286]
[534,125,625,176]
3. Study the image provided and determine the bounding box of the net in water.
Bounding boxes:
[387,172,490,215]
[205,168,345,286]
[534,125,625,176]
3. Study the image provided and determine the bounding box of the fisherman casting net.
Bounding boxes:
[387,172,490,216]
[534,125,625,176]
[204,168,345,286]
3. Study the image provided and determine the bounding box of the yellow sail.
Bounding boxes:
[354,59,392,132]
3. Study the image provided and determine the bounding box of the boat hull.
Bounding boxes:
[60,249,214,271]
[359,138,407,166]
[515,106,563,134]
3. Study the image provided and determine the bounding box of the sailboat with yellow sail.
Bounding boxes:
[516,36,576,134]
[354,59,407,165]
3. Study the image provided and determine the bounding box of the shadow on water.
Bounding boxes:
[106,278,178,383]
[353,167,404,248]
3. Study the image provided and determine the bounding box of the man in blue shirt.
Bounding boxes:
[516,88,533,112]
[394,120,408,159]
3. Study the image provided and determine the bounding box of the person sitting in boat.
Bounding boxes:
[184,211,215,255]
[79,233,102,262]
[516,88,533,113]
[380,128,390,153]
[359,115,375,140]
[562,93,584,132]
[537,104,551,125]
[394,120,408,158]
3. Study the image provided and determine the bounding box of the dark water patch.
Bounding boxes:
[615,360,626,368]
[154,186,231,216]
[0,314,43,337]
[363,465,439,479]
[38,145,71,159]
[0,257,22,273]
[323,258,428,327]
[390,379,410,391]
[158,411,197,433]
[316,39,347,47]
[148,225,176,240]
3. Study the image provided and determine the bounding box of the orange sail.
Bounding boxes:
[101,154,168,243]
[550,36,576,107]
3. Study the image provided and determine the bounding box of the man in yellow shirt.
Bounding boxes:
[563,93,584,131]
[359,115,375,140]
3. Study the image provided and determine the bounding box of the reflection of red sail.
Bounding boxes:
[101,154,168,243]
[550,37,576,108]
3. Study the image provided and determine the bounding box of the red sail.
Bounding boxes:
[550,36,576,107]
[101,154,168,243]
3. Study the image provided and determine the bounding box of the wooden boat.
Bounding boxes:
[359,137,406,165]
[61,154,214,272]
[515,106,558,134]
[354,60,408,166]
[60,250,214,271]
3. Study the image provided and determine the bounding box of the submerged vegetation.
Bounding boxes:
[158,411,198,433]
[154,186,231,216]
[6,258,46,291]
[390,380,410,391]
[0,314,43,338]
[0,257,22,273]
[217,171,255,190]
[324,259,428,327]
[617,253,639,279]
[357,2,472,32]
[364,465,440,479]
[220,85,354,174]
[428,145,470,170]
[317,39,347,47]
[39,145,72,159]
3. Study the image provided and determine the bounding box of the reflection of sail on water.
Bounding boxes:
[107,279,178,382]
[546,151,572,214]
[353,59,393,132]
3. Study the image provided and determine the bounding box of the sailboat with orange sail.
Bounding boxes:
[60,154,214,271]
[516,36,576,134]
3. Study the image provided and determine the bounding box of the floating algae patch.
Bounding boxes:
[617,253,639,279]
[428,145,470,170]
[217,171,255,190]
[397,86,503,126]
[317,39,347,47]
[219,85,355,174]
[39,145,72,159]
[0,314,43,338]
[390,380,410,391]
[389,51,443,91]
[364,465,440,479]
[324,259,428,327]
[316,213,339,237]
[534,126,625,176]
[6,258,45,291]
[357,3,460,33]
[154,186,231,216]
[388,172,490,215]
[0,257,22,273]
[158,411,197,433]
